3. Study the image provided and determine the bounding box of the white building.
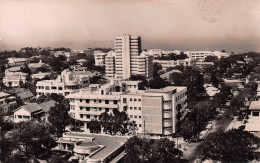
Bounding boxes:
[66,79,187,136]
[36,69,92,97]
[28,60,50,69]
[153,58,195,70]
[31,72,52,79]
[6,58,30,68]
[3,73,28,87]
[111,34,153,79]
[184,51,228,61]
[0,92,17,114]
[93,50,108,66]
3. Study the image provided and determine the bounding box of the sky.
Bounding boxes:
[0,0,260,53]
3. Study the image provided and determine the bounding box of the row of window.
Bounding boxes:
[37,86,63,90]
[79,107,110,112]
[129,107,142,110]
[176,92,187,102]
[79,99,118,104]
[129,115,142,119]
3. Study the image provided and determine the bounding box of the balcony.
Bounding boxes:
[163,128,172,135]
[163,120,172,127]
[163,112,172,118]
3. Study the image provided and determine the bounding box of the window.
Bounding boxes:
[130,107,133,110]
[86,115,90,119]
[80,114,83,118]
[105,100,109,104]
[106,108,109,112]
[80,107,83,110]
[94,100,96,103]
[45,86,50,90]
[123,106,127,111]
[123,98,127,103]
[130,98,132,101]
[134,115,137,118]
[134,107,137,110]
[51,86,57,90]
[99,108,102,111]
[114,100,117,104]
[94,115,97,118]
[134,98,136,101]
[253,112,259,116]
[130,115,133,118]
[86,107,90,111]
[138,99,141,102]
[139,116,142,119]
[86,99,89,103]
[80,99,82,102]
[139,124,142,127]
[58,87,63,90]
[99,100,102,103]
[139,107,141,110]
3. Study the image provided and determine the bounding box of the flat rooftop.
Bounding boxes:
[249,100,260,110]
[63,133,127,160]
[0,92,10,98]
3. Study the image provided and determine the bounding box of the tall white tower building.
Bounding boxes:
[112,34,153,79]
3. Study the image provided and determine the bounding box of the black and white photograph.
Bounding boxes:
[0,0,260,162]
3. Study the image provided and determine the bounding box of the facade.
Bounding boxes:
[0,92,17,114]
[66,79,187,136]
[105,51,116,78]
[36,69,91,97]
[6,58,30,68]
[184,51,228,61]
[109,34,153,79]
[153,58,195,70]
[3,73,28,87]
[195,61,214,69]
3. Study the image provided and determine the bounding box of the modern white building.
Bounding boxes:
[184,51,228,61]
[153,58,195,70]
[6,58,30,68]
[0,92,17,114]
[3,70,28,87]
[110,34,153,79]
[93,50,108,66]
[36,69,92,97]
[66,79,187,136]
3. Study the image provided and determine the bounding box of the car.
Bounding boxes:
[224,115,229,119]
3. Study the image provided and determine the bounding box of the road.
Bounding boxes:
[180,108,234,162]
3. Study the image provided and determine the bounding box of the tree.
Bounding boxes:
[210,72,219,88]
[11,120,55,161]
[88,119,101,133]
[196,129,260,162]
[124,136,182,163]
[98,109,128,134]
[179,120,199,140]
[48,99,72,137]
[204,56,218,62]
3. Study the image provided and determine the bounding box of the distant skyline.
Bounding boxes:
[0,0,260,53]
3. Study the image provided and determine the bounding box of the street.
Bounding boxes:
[180,107,234,162]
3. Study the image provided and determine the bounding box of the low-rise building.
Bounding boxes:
[16,90,34,103]
[6,58,30,68]
[28,60,50,69]
[36,69,91,97]
[66,79,187,136]
[184,51,228,61]
[153,58,195,70]
[13,100,56,123]
[3,73,28,87]
[195,61,214,69]
[0,92,17,114]
[31,72,52,79]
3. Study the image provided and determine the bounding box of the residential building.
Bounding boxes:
[111,34,153,79]
[184,51,228,61]
[94,50,107,66]
[3,73,28,87]
[245,100,260,132]
[16,90,34,103]
[84,48,94,56]
[6,58,30,68]
[31,72,52,79]
[13,100,56,123]
[195,61,214,69]
[0,92,17,114]
[66,79,187,136]
[153,58,195,70]
[28,60,50,69]
[36,69,92,97]
[142,49,163,57]
[105,51,116,78]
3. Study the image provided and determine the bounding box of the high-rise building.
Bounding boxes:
[105,34,153,79]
